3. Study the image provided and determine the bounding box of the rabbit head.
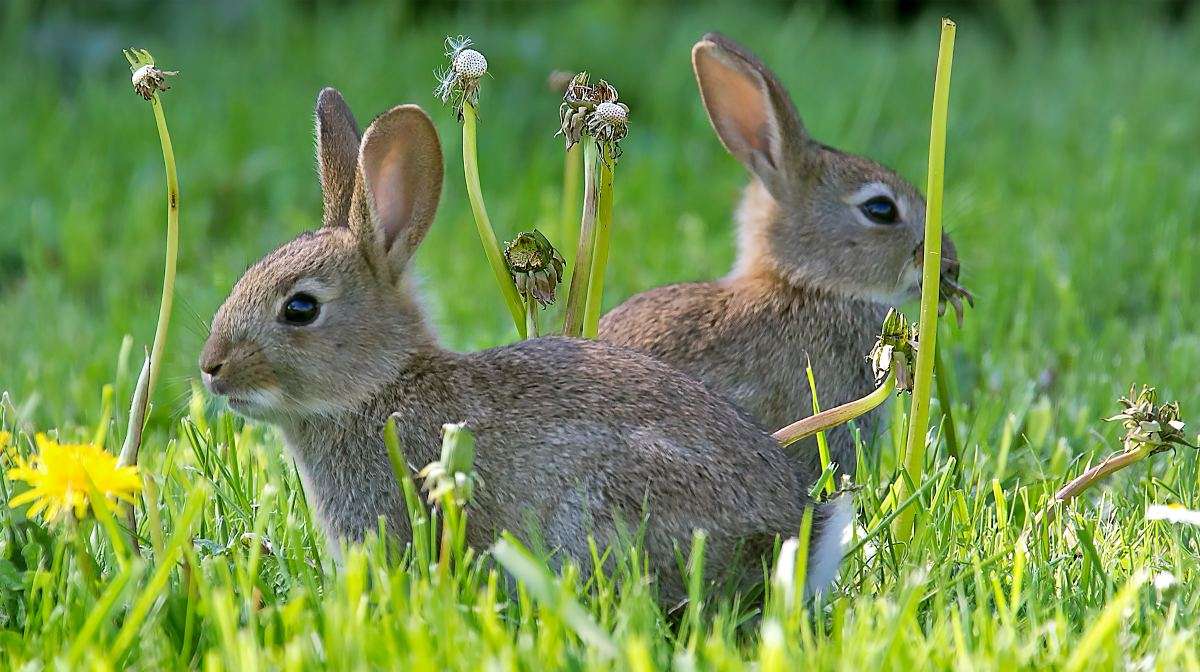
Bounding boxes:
[199,88,442,422]
[693,32,959,304]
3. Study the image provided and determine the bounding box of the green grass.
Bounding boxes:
[3,1,1200,668]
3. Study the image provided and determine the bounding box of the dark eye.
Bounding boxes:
[281,293,320,325]
[860,196,900,225]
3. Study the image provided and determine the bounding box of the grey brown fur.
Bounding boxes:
[600,33,960,476]
[199,88,852,602]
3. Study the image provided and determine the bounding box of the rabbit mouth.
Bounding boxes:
[912,244,975,325]
[221,388,284,419]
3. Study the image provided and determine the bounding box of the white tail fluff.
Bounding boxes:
[805,495,854,596]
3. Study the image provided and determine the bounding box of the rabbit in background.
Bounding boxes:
[600,32,965,477]
[198,88,852,603]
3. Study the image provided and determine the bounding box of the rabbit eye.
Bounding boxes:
[860,196,900,225]
[281,293,320,325]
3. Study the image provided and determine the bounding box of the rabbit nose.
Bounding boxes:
[198,339,229,386]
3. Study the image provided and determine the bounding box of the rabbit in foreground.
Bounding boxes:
[198,88,852,601]
[600,33,963,477]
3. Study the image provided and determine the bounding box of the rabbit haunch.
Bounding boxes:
[600,33,963,477]
[199,87,852,600]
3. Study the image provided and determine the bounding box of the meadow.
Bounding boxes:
[2,1,1200,668]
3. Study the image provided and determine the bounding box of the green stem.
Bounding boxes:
[561,137,599,337]
[560,142,581,255]
[894,18,955,542]
[774,372,896,450]
[146,95,178,403]
[1039,445,1151,525]
[524,291,540,338]
[805,364,835,495]
[934,341,961,465]
[462,102,527,338]
[582,143,616,338]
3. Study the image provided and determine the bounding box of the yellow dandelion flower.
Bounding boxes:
[6,433,141,521]
[0,431,10,445]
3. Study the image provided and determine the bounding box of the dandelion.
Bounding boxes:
[435,36,487,119]
[555,73,630,338]
[6,433,141,522]
[773,309,914,449]
[418,423,478,507]
[434,36,528,338]
[1039,386,1196,524]
[119,48,180,469]
[505,230,565,338]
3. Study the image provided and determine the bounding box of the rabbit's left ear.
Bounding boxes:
[350,104,444,277]
[315,87,361,228]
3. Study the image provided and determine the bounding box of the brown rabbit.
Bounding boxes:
[599,33,962,477]
[198,88,852,601]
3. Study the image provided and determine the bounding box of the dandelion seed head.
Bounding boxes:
[453,49,488,78]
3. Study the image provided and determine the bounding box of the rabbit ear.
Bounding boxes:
[315,87,362,228]
[692,33,816,199]
[350,104,443,276]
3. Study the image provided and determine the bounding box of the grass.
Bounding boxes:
[3,0,1200,668]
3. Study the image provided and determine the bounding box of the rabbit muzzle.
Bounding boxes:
[913,235,974,325]
[198,337,282,418]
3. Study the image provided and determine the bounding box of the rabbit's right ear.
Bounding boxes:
[315,87,362,228]
[350,104,444,279]
[692,33,816,199]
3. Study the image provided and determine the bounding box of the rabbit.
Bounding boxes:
[599,32,963,478]
[198,87,853,602]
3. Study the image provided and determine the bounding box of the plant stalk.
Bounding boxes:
[894,17,956,541]
[461,102,527,338]
[561,136,599,336]
[935,341,961,464]
[1038,445,1151,525]
[582,143,616,338]
[560,142,581,255]
[774,372,896,450]
[145,95,179,402]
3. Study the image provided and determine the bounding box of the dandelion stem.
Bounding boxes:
[894,18,955,542]
[934,341,961,464]
[461,102,527,338]
[561,136,599,337]
[774,371,896,450]
[145,94,179,403]
[524,291,540,338]
[1038,445,1151,525]
[560,142,581,255]
[582,143,616,338]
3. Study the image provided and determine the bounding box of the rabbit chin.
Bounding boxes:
[222,387,292,422]
[864,263,922,306]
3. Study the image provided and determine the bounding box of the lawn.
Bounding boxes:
[2,1,1200,668]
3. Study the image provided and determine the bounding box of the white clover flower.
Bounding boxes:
[1146,503,1200,525]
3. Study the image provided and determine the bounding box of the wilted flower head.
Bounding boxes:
[436,36,488,118]
[6,433,141,521]
[504,229,565,306]
[1105,385,1194,453]
[418,423,478,506]
[869,309,919,392]
[124,48,177,101]
[556,72,630,153]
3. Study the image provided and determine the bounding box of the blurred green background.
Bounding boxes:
[2,0,1199,450]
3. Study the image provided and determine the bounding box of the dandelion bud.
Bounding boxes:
[869,309,918,392]
[452,48,488,78]
[504,230,565,307]
[418,422,479,506]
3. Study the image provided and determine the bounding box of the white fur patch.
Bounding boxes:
[805,495,855,596]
